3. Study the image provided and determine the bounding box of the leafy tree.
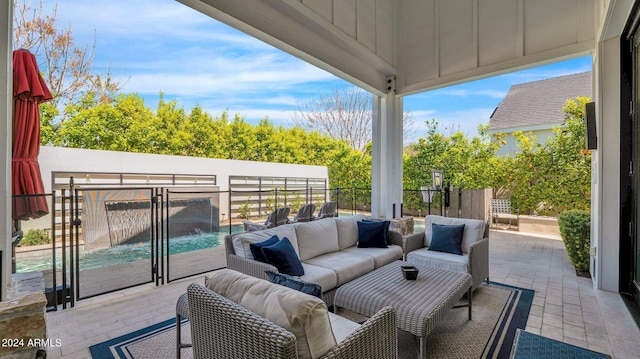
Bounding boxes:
[53,91,367,191]
[13,0,122,112]
[292,86,415,153]
[403,120,502,191]
[56,93,154,151]
[497,97,591,215]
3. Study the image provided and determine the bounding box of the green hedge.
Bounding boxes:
[20,229,51,246]
[557,210,591,272]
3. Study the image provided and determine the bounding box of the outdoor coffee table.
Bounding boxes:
[334,260,472,359]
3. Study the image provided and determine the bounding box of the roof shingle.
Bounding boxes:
[489,72,591,130]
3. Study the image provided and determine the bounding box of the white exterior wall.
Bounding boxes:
[38,146,329,193]
[492,127,559,157]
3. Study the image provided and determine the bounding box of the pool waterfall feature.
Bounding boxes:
[103,198,219,247]
[83,188,220,251]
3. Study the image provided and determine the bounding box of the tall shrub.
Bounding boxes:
[557,210,591,272]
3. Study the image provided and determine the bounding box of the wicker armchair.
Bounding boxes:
[186,283,398,359]
[405,215,489,290]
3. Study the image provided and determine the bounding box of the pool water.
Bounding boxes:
[16,224,245,273]
[17,218,426,273]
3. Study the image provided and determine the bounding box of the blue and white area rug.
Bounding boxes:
[511,329,611,359]
[90,282,533,359]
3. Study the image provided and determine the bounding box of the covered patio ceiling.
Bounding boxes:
[177,0,596,96]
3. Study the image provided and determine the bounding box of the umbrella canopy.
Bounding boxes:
[12,49,52,220]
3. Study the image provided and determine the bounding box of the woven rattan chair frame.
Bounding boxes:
[188,283,297,359]
[176,292,191,359]
[186,283,398,359]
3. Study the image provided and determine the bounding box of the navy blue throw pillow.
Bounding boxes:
[429,223,465,255]
[265,271,323,299]
[261,237,305,276]
[249,235,279,263]
[357,220,389,248]
[362,219,392,244]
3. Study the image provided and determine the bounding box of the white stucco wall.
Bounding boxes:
[37,146,328,193]
[25,147,329,231]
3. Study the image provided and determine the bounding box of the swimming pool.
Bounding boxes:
[16,224,245,273]
[17,218,426,273]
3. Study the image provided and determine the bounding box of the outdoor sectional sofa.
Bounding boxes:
[225,214,404,306]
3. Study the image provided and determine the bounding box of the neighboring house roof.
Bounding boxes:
[489,71,592,131]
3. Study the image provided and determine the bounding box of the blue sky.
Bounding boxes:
[41,0,592,140]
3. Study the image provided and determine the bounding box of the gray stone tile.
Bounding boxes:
[527,315,542,329]
[525,327,541,335]
[541,325,564,341]
[543,303,562,316]
[562,294,581,306]
[563,336,588,350]
[563,323,586,341]
[563,303,582,316]
[529,304,544,317]
[542,312,563,328]
[562,312,584,327]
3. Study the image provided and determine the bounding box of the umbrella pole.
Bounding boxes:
[11,219,22,274]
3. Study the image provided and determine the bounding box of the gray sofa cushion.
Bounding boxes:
[295,219,339,261]
[424,215,485,253]
[335,214,366,250]
[299,263,339,293]
[305,251,375,286]
[342,245,403,268]
[232,225,299,259]
[406,247,469,273]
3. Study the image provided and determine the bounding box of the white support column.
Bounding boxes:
[371,77,404,219]
[1,0,12,301]
[595,37,622,292]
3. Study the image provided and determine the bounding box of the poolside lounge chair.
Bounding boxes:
[291,203,315,223]
[313,201,337,220]
[243,207,290,232]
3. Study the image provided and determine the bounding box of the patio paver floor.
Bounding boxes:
[44,229,640,358]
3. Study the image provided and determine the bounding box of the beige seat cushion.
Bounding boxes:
[342,244,403,268]
[305,251,375,286]
[300,263,339,292]
[205,269,337,359]
[328,312,361,344]
[406,247,469,273]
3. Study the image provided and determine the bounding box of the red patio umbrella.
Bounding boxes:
[12,49,52,220]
